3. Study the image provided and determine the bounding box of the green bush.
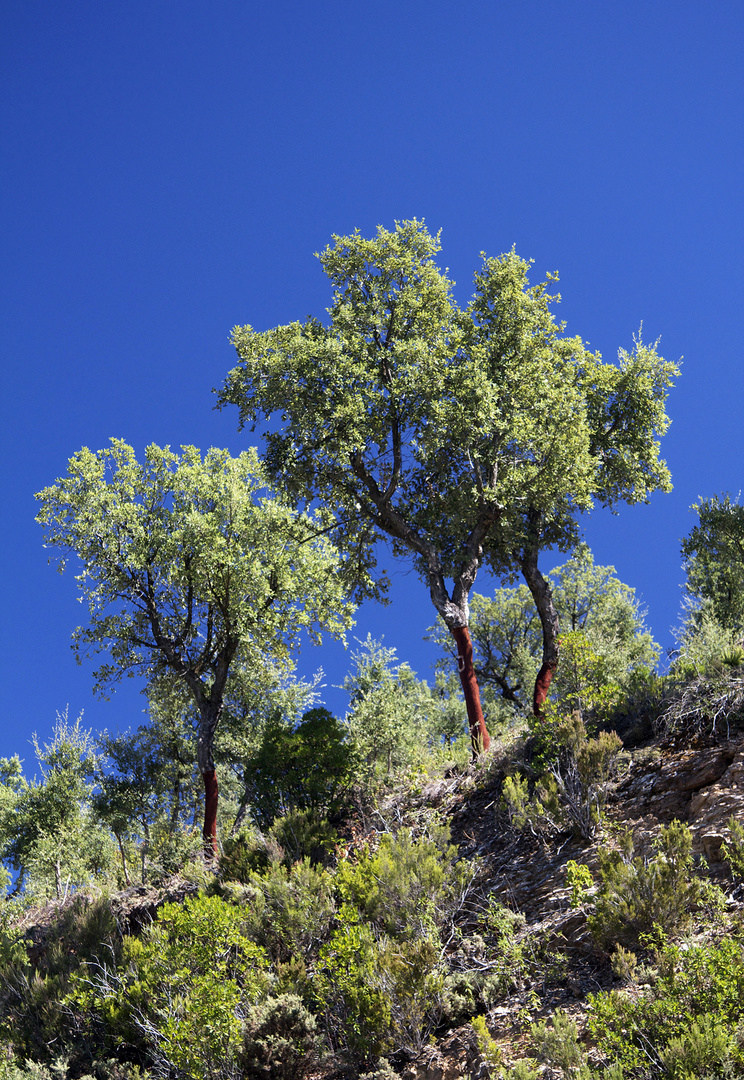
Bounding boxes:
[219,827,277,882]
[314,904,443,1065]
[588,821,702,950]
[68,893,269,1079]
[504,715,622,840]
[442,898,567,1023]
[0,896,120,1065]
[335,827,470,941]
[240,993,326,1080]
[237,857,336,965]
[314,911,392,1064]
[721,815,744,881]
[313,829,468,1064]
[531,1009,584,1075]
[588,934,744,1076]
[268,809,339,866]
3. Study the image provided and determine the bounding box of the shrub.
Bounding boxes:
[721,815,744,881]
[314,829,468,1064]
[470,1014,502,1071]
[219,827,278,882]
[237,857,336,964]
[268,809,339,866]
[531,1010,584,1075]
[313,912,392,1064]
[565,860,594,908]
[0,896,120,1065]
[335,827,470,941]
[588,821,702,950]
[314,905,443,1065]
[504,715,622,840]
[240,993,326,1080]
[68,893,269,1079]
[442,898,567,1022]
[588,934,744,1076]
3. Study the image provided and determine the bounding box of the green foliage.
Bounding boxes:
[69,893,269,1078]
[314,906,443,1064]
[566,860,594,908]
[430,545,661,721]
[0,895,120,1066]
[343,636,437,785]
[0,1059,150,1079]
[36,442,355,852]
[508,714,622,839]
[588,934,744,1076]
[267,810,340,867]
[94,715,200,886]
[335,827,468,941]
[0,711,116,899]
[588,821,702,950]
[531,1009,584,1075]
[442,898,567,1024]
[470,1014,502,1070]
[720,815,744,881]
[219,827,276,881]
[681,493,744,635]
[314,914,392,1063]
[233,857,336,965]
[221,222,676,751]
[241,708,356,829]
[240,993,325,1080]
[673,602,744,678]
[314,828,468,1063]
[551,631,623,722]
[36,443,353,695]
[501,773,532,831]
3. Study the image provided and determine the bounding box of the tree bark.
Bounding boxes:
[196,699,223,860]
[520,546,560,715]
[450,625,491,756]
[202,770,219,859]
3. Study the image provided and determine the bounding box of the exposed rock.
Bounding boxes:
[400,1028,485,1080]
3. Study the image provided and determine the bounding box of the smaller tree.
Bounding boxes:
[240,708,357,830]
[343,636,435,782]
[36,442,355,857]
[681,493,744,636]
[0,710,112,898]
[94,715,198,885]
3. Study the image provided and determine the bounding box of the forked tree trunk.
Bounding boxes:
[450,625,491,756]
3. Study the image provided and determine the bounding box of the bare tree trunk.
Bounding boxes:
[115,832,131,886]
[450,625,491,755]
[196,700,222,860]
[520,544,560,715]
[202,770,219,859]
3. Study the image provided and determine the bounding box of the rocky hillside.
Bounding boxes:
[2,676,744,1080]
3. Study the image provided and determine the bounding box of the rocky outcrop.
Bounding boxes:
[615,735,744,861]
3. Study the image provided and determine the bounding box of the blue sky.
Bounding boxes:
[1,2,742,763]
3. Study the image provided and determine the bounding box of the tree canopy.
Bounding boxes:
[219,220,678,745]
[681,493,744,636]
[35,441,354,854]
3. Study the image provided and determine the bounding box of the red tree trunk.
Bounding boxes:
[533,658,558,715]
[202,769,219,860]
[520,539,560,716]
[451,625,491,756]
